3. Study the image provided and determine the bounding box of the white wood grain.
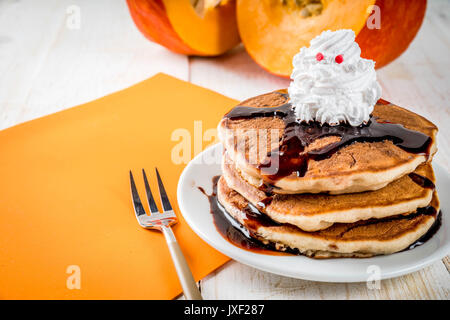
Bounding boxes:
[0,0,448,300]
[200,260,449,300]
[0,0,188,130]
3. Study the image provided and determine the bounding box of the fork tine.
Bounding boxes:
[155,168,173,212]
[129,171,146,217]
[142,169,160,214]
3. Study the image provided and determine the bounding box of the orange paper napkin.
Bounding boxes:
[0,73,236,299]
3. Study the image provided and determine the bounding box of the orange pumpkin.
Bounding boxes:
[236,0,427,77]
[127,0,240,56]
[356,0,427,69]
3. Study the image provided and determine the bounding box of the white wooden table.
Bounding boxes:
[1,0,449,299]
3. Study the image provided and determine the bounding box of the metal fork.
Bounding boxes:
[129,168,202,300]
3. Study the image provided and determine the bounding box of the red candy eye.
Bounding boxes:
[316,52,324,61]
[335,54,344,64]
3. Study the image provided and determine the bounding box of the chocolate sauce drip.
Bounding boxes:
[199,177,442,256]
[408,211,442,250]
[336,204,438,236]
[198,177,293,254]
[408,172,436,189]
[257,182,276,196]
[255,184,275,208]
[225,99,432,180]
[415,204,437,217]
[226,103,292,121]
[256,197,273,210]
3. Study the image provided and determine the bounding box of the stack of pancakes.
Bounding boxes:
[217,90,440,258]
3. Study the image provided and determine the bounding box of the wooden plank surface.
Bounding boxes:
[0,0,448,299]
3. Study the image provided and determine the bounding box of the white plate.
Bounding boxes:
[177,143,450,282]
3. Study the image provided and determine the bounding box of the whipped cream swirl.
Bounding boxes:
[288,29,382,126]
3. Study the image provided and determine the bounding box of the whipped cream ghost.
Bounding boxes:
[288,29,382,126]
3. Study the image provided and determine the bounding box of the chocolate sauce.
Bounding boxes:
[255,184,276,208]
[199,177,442,256]
[408,172,436,189]
[409,204,437,217]
[257,182,276,196]
[339,204,439,236]
[256,196,273,210]
[225,98,432,181]
[198,176,291,255]
[408,211,442,250]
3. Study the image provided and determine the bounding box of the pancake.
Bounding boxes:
[218,90,438,194]
[217,175,440,258]
[222,153,436,231]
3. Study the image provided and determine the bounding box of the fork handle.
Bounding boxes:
[161,225,203,300]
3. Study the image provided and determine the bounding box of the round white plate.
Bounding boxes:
[177,143,450,282]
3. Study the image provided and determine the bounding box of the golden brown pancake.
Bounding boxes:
[218,90,438,194]
[217,175,440,258]
[222,153,436,231]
